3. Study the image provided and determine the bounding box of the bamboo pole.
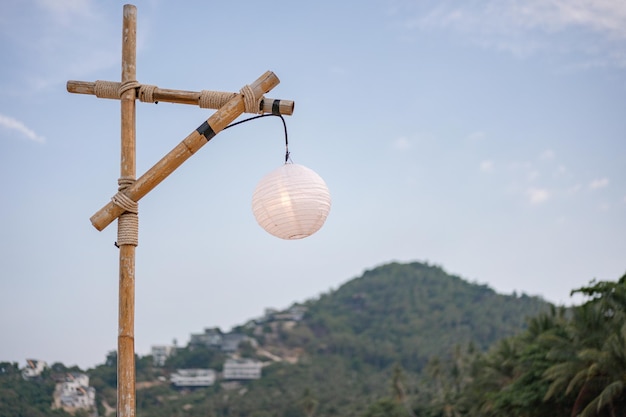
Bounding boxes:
[90,70,280,231]
[66,80,295,115]
[68,4,292,417]
[118,4,137,417]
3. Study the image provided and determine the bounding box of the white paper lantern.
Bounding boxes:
[252,163,331,240]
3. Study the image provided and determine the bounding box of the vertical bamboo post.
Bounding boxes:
[118,4,137,417]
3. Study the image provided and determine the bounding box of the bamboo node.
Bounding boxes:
[94,80,120,99]
[139,84,158,103]
[240,84,263,114]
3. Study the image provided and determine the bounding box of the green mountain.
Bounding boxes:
[301,261,549,371]
[1,261,553,417]
[130,261,552,417]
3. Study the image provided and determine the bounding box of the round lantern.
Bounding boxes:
[252,163,331,240]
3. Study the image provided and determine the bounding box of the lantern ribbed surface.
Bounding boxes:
[252,163,331,240]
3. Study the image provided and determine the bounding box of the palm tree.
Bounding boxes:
[543,275,626,417]
[575,323,626,417]
[542,303,607,404]
[458,338,522,416]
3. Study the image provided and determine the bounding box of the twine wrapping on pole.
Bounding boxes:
[90,81,270,113]
[199,90,236,109]
[199,85,262,113]
[119,80,140,97]
[94,80,156,103]
[94,80,120,99]
[240,84,263,114]
[114,178,138,247]
[138,84,157,103]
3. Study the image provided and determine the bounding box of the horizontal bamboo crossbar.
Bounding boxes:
[67,80,294,115]
[90,71,281,231]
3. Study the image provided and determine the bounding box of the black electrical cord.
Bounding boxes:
[223,113,290,163]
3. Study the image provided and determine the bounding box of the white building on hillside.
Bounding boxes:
[151,344,176,367]
[58,373,96,410]
[170,369,216,387]
[223,358,263,380]
[22,359,48,379]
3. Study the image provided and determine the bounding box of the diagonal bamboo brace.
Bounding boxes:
[90,70,280,231]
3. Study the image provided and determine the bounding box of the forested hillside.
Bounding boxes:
[0,363,74,417]
[4,261,624,417]
[107,261,551,417]
[300,262,549,371]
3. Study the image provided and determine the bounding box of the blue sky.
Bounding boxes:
[1,0,624,369]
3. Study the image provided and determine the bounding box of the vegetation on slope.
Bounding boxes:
[451,274,626,417]
[4,261,624,416]
[127,261,552,417]
[299,262,549,371]
[0,363,74,417]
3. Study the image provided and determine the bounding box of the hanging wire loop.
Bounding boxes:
[222,113,290,163]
